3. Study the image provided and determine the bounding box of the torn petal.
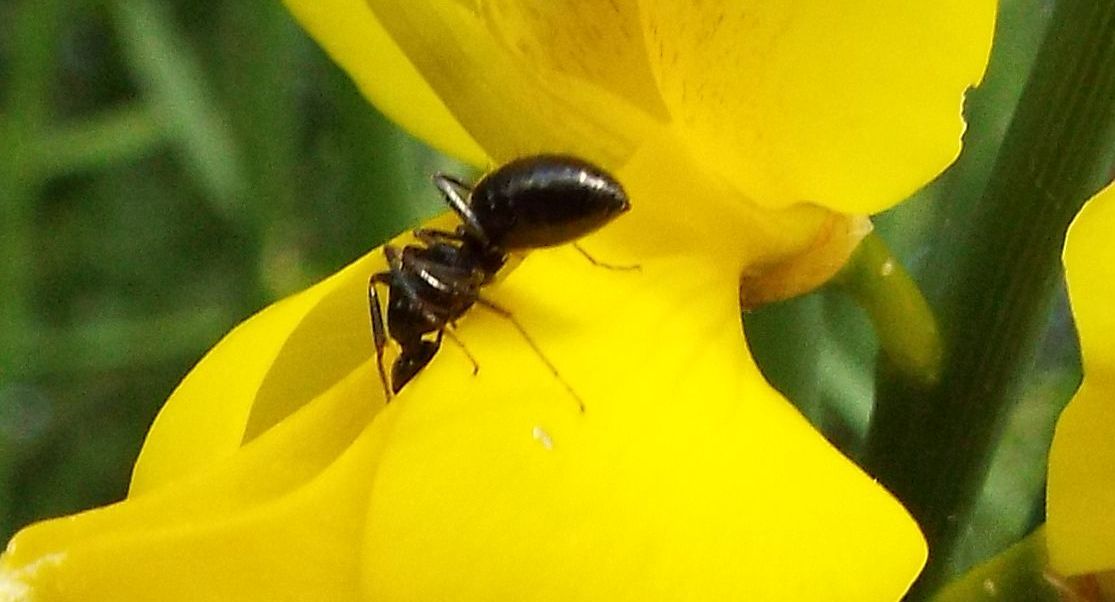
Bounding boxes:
[642,0,996,213]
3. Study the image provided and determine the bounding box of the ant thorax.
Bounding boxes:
[486,251,527,285]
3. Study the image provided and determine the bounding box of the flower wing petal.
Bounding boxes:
[4,213,924,600]
[7,148,925,599]
[1048,181,1115,576]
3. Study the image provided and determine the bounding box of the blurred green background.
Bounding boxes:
[0,0,1075,583]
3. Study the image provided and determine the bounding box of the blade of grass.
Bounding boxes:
[33,104,167,176]
[21,305,234,379]
[109,0,247,220]
[215,2,302,300]
[0,0,65,539]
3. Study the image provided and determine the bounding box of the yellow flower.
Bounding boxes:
[1048,180,1115,596]
[1,2,996,600]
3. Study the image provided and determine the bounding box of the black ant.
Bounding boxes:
[368,154,631,407]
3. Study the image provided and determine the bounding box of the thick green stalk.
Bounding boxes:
[863,0,1115,596]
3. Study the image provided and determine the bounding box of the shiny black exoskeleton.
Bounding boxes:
[368,154,630,400]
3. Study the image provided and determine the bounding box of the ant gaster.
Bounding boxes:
[368,154,631,406]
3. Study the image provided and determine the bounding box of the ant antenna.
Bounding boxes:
[573,243,641,271]
[433,174,488,244]
[476,296,586,413]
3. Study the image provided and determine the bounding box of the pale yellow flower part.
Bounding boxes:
[1,138,926,601]
[1048,180,1115,578]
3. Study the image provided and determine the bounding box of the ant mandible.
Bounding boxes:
[368,154,631,405]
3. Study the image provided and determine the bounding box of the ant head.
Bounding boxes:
[391,339,440,393]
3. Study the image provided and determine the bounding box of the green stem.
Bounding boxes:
[863,0,1115,596]
[834,232,942,388]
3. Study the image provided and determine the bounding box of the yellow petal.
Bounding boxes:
[641,0,997,213]
[283,0,488,166]
[131,250,387,495]
[1048,181,1115,576]
[3,145,924,600]
[353,136,923,601]
[340,1,662,168]
[285,3,986,299]
[361,242,924,601]
[2,364,390,601]
[477,0,670,121]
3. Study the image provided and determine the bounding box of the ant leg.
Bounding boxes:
[413,227,466,247]
[573,243,641,271]
[439,325,479,376]
[443,327,480,376]
[368,272,394,402]
[433,173,472,199]
[475,297,585,414]
[433,173,487,243]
